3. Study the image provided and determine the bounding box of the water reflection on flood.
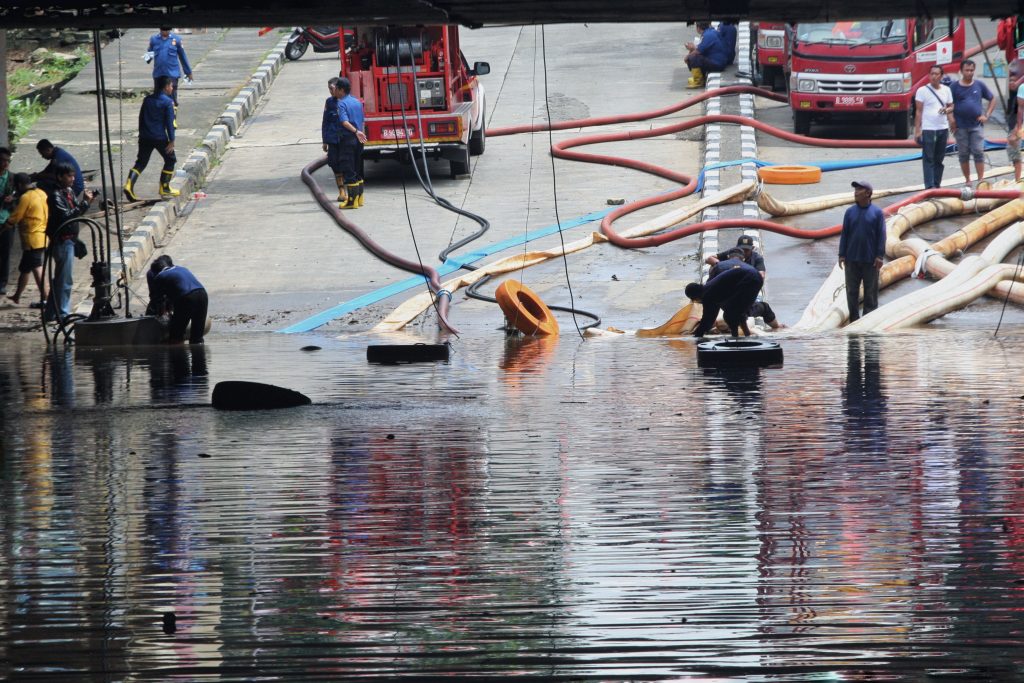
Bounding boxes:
[2,330,1024,680]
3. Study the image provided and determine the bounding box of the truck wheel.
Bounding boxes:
[773,68,787,93]
[894,110,911,139]
[450,149,471,177]
[794,111,811,136]
[470,100,486,156]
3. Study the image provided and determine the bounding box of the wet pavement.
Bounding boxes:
[4,327,1024,680]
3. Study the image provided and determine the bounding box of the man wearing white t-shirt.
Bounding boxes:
[913,65,956,188]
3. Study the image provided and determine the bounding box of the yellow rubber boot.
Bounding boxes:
[123,168,141,201]
[159,170,180,198]
[687,67,704,89]
[340,183,359,209]
[334,174,347,203]
[354,180,364,208]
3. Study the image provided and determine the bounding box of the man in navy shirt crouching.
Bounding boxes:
[147,255,208,343]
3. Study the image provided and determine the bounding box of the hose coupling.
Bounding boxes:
[435,289,453,301]
[960,186,975,201]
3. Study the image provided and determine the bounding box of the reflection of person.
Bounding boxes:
[913,65,955,188]
[687,257,764,337]
[147,255,208,344]
[839,180,886,324]
[146,26,193,105]
[842,336,886,445]
[3,174,49,308]
[684,22,727,88]
[950,60,995,185]
[124,77,179,200]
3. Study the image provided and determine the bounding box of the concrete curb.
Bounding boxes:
[112,35,290,284]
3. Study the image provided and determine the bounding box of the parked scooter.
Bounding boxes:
[284,26,351,61]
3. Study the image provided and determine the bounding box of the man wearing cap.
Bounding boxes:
[839,180,886,324]
[686,256,764,338]
[706,234,766,279]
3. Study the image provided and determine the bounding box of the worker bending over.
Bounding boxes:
[686,256,764,337]
[147,255,208,344]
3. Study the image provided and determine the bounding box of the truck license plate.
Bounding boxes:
[381,127,415,140]
[834,96,864,106]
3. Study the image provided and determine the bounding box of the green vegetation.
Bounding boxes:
[6,47,90,144]
[7,97,46,144]
[7,48,89,98]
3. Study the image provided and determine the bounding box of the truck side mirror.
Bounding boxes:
[472,61,490,76]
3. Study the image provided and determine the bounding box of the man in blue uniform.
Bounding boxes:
[839,180,887,323]
[148,255,208,344]
[123,77,179,200]
[33,139,84,196]
[686,256,764,337]
[685,22,728,88]
[336,77,368,209]
[146,26,193,105]
[322,77,349,207]
[718,20,739,66]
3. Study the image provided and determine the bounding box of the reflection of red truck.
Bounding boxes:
[339,25,489,177]
[750,22,789,91]
[787,18,965,138]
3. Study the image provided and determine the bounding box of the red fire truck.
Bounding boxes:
[338,25,489,177]
[750,22,789,91]
[787,18,965,138]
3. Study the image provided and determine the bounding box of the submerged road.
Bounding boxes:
[4,22,1024,682]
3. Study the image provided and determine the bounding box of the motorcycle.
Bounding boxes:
[284,26,352,61]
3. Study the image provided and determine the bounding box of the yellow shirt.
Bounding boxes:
[7,188,48,250]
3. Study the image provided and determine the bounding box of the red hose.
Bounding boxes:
[301,157,459,334]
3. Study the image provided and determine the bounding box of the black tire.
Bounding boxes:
[450,148,471,177]
[469,100,486,156]
[696,339,784,368]
[285,38,308,61]
[794,110,811,136]
[894,110,910,139]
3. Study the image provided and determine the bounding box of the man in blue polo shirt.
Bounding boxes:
[145,26,194,105]
[839,180,887,323]
[33,139,84,196]
[336,77,367,209]
[685,22,728,88]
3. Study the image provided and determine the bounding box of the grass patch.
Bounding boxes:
[7,97,47,144]
[7,48,90,98]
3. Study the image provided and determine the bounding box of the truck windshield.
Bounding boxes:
[797,20,907,46]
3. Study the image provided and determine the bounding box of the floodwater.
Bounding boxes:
[3,328,1024,681]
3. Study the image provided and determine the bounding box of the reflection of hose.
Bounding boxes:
[301,157,459,334]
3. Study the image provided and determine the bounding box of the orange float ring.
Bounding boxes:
[495,280,560,336]
[757,165,823,185]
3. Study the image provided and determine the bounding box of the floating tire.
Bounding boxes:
[757,165,822,185]
[212,381,312,410]
[495,280,559,336]
[696,339,784,368]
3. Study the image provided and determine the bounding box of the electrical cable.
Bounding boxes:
[386,31,452,335]
[993,245,1024,337]
[541,25,584,339]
